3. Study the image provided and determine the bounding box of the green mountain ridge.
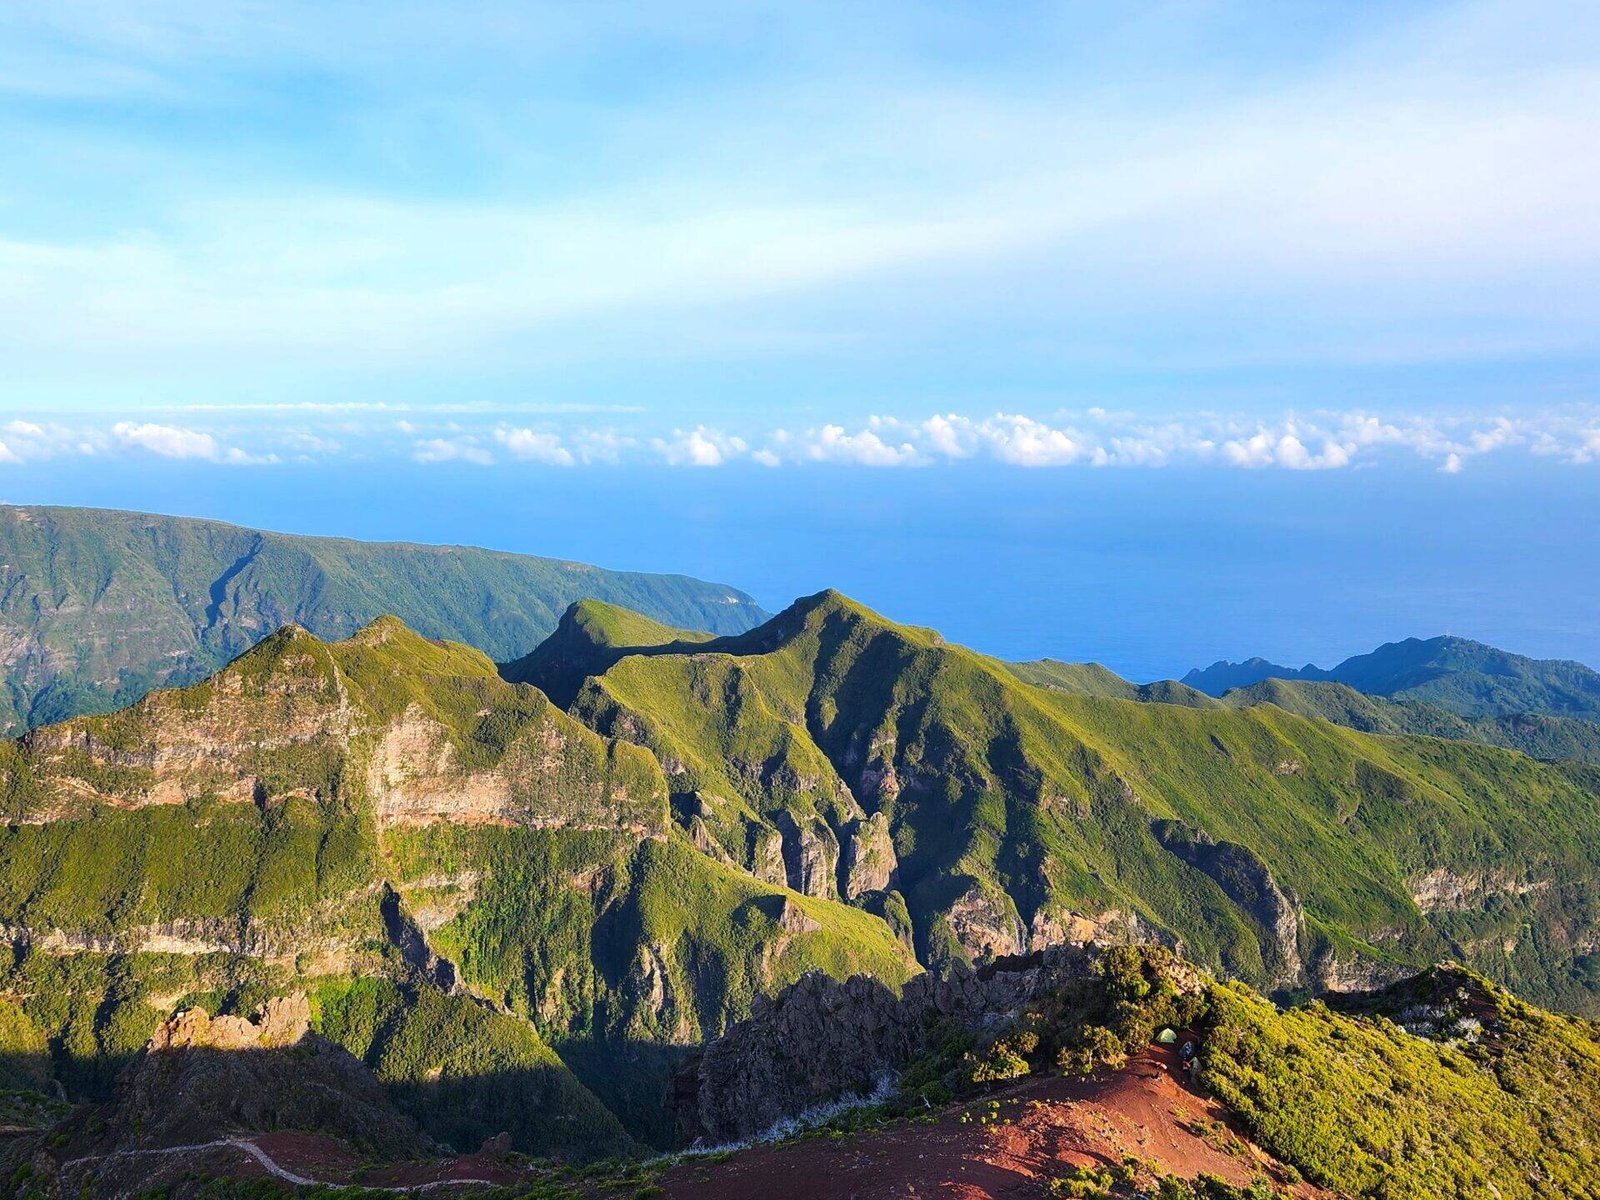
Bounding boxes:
[9,590,1600,1173]
[1013,658,1600,765]
[1182,634,1600,720]
[0,503,766,735]
[526,591,1600,1011]
[0,613,914,1155]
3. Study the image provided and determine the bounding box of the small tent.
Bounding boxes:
[1156,1027,1178,1045]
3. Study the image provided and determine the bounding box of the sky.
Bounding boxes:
[2,1,1599,673]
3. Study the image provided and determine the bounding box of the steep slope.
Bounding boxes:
[0,503,766,733]
[1012,658,1600,763]
[0,616,916,1155]
[1184,634,1600,720]
[672,946,1600,1200]
[1220,677,1600,764]
[501,599,717,708]
[1007,659,1218,708]
[530,591,1600,1013]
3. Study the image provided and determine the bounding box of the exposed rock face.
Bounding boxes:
[773,811,839,900]
[380,883,462,994]
[1407,868,1548,913]
[1152,820,1303,987]
[942,883,1025,964]
[1027,907,1149,952]
[672,944,1110,1144]
[149,993,312,1052]
[751,827,788,887]
[840,812,899,899]
[367,702,667,836]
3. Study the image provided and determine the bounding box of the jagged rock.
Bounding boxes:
[840,812,898,900]
[776,897,822,934]
[773,811,839,900]
[1028,907,1148,951]
[673,944,1120,1143]
[751,827,789,887]
[149,994,311,1052]
[942,883,1025,964]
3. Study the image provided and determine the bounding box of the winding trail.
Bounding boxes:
[62,1136,501,1193]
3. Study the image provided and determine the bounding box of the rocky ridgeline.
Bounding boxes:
[671,944,1199,1143]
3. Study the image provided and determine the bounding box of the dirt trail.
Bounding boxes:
[660,1046,1325,1200]
[61,1133,504,1193]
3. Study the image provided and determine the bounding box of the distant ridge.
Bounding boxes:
[0,503,767,733]
[1182,634,1600,721]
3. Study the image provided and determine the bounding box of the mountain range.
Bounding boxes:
[5,506,1600,1196]
[1182,635,1600,720]
[0,504,766,734]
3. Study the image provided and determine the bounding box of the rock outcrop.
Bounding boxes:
[672,944,1108,1143]
[840,812,898,899]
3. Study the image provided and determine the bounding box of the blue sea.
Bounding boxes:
[6,460,1599,681]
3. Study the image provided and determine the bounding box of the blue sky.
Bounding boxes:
[1,2,1599,671]
[1,0,1598,467]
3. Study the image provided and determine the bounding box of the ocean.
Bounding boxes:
[7,458,1598,681]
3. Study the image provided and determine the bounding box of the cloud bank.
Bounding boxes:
[2,407,1599,475]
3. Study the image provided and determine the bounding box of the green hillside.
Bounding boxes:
[1010,658,1600,765]
[1221,677,1600,764]
[1007,658,1218,707]
[0,503,766,734]
[1184,634,1600,721]
[11,591,1600,1167]
[1204,963,1600,1198]
[532,592,1600,1012]
[0,616,914,1154]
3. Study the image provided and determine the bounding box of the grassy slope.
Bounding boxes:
[1011,659,1600,765]
[1203,965,1600,1199]
[1220,677,1600,765]
[0,503,766,733]
[1007,659,1219,708]
[0,617,913,1153]
[1184,634,1600,721]
[545,592,1600,1012]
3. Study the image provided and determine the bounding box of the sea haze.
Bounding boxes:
[4,458,1596,682]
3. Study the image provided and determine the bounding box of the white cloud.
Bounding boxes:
[1,403,1599,475]
[412,436,493,465]
[112,421,217,459]
[797,423,923,467]
[494,426,576,466]
[978,415,1087,468]
[652,427,747,467]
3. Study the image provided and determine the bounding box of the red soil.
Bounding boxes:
[659,1046,1327,1200]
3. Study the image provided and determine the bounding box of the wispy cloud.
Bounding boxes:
[0,0,1595,393]
[0,405,1598,473]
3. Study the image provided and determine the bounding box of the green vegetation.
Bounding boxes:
[0,608,915,1156]
[1013,655,1600,764]
[544,590,1600,1011]
[13,589,1600,1178]
[1217,677,1600,764]
[384,824,915,1143]
[1203,964,1600,1198]
[317,975,630,1159]
[0,502,765,733]
[1183,634,1600,721]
